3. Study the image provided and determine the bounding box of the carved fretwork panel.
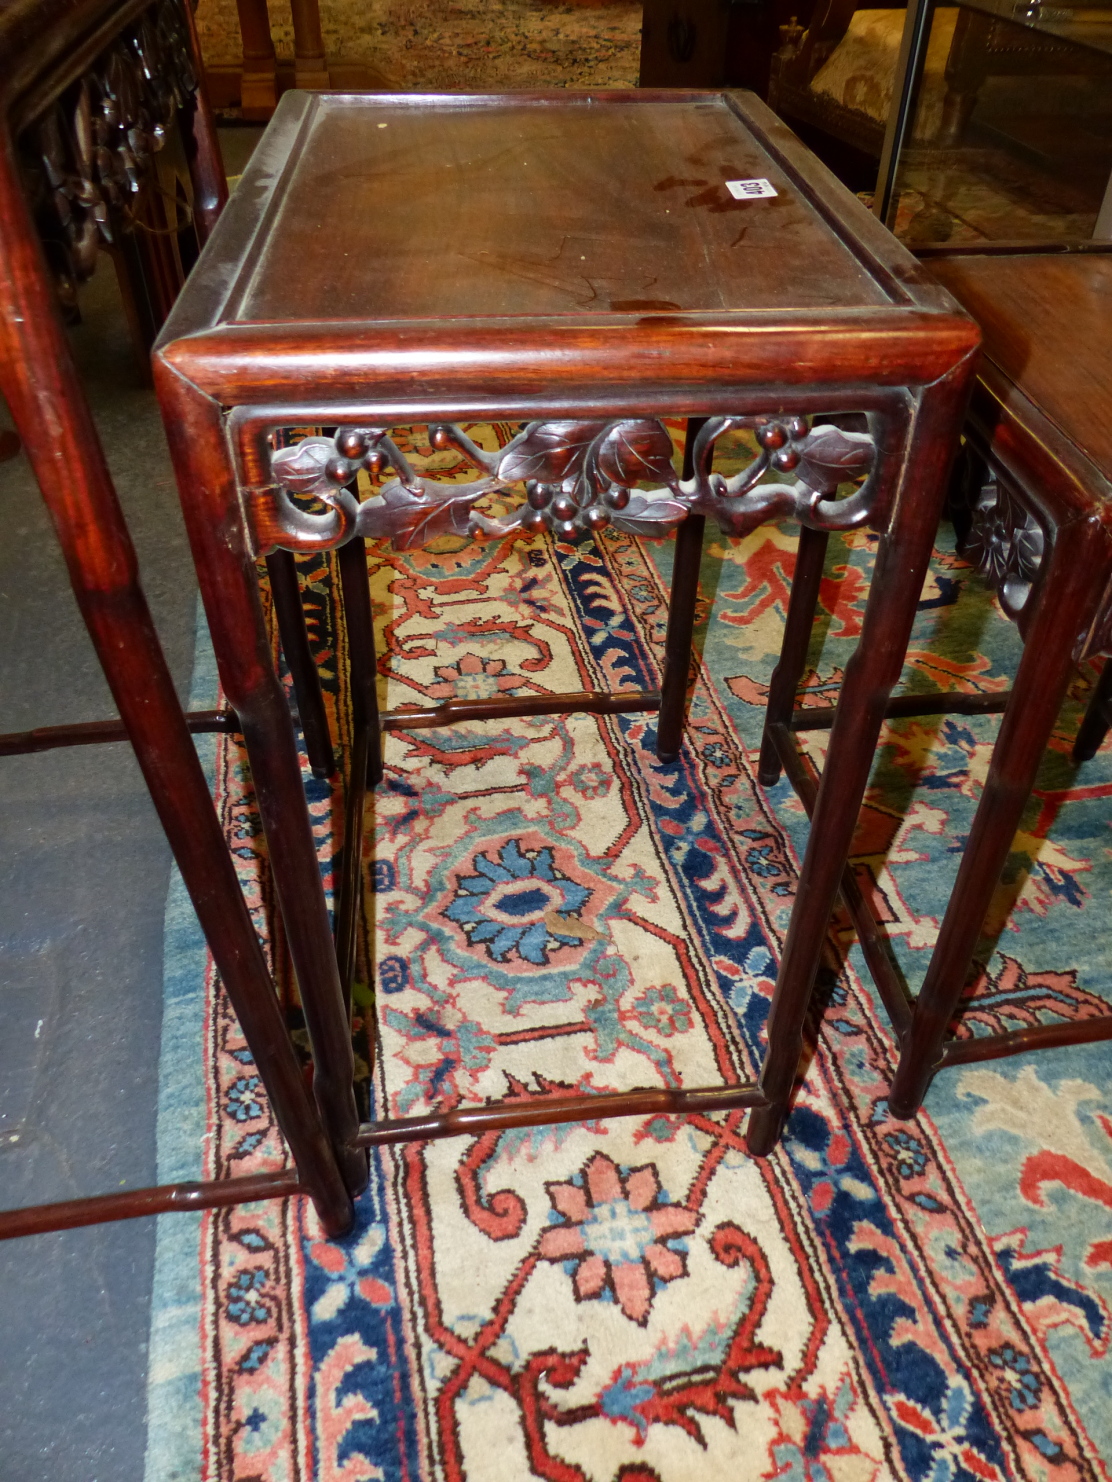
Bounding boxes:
[246,413,882,556]
[961,463,1046,624]
[18,0,199,311]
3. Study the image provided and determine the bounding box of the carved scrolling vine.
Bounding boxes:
[961,466,1045,622]
[20,0,197,308]
[255,415,878,554]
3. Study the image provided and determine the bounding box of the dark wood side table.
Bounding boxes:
[152,88,978,1159]
[5,0,227,377]
[761,249,1112,1117]
[0,0,355,1239]
[896,251,1112,1110]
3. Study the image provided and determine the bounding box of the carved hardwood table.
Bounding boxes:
[153,88,978,1159]
[0,0,355,1239]
[762,248,1112,1118]
[896,251,1112,1110]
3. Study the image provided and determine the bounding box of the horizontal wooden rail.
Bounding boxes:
[770,708,1112,1069]
[382,689,660,732]
[0,1169,301,1241]
[790,690,1011,733]
[0,708,240,757]
[939,1014,1112,1066]
[356,1082,764,1146]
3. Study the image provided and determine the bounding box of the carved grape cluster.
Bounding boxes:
[754,416,810,467]
[262,413,878,555]
[327,426,392,483]
[520,479,616,539]
[504,418,682,541]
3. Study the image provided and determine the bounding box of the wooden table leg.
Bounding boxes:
[747,363,975,1155]
[266,549,336,778]
[888,520,1112,1116]
[0,137,353,1235]
[657,417,707,762]
[1073,654,1112,763]
[337,534,383,789]
[334,535,381,1010]
[154,363,368,1198]
[234,0,278,120]
[757,524,830,786]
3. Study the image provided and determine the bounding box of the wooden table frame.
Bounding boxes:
[761,246,1112,1119]
[152,87,979,1164]
[0,0,355,1240]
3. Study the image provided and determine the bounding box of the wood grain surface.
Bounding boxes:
[929,252,1112,483]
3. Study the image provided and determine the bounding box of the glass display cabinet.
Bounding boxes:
[769,0,1112,243]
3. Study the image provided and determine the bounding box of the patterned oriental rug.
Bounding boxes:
[144,422,1112,1482]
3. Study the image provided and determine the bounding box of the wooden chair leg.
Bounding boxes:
[757,524,830,786]
[1073,657,1112,763]
[889,527,1111,1116]
[656,417,707,763]
[155,366,368,1198]
[267,549,336,779]
[746,367,973,1156]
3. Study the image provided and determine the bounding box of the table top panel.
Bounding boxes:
[231,93,891,324]
[928,252,1112,483]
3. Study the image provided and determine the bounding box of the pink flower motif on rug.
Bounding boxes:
[426,651,521,702]
[539,1152,697,1325]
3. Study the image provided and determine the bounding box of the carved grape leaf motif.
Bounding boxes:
[497,421,609,485]
[361,479,494,551]
[262,414,881,554]
[270,438,336,496]
[614,492,689,537]
[795,426,874,494]
[597,419,678,488]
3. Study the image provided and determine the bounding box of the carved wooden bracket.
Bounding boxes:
[248,414,879,555]
[961,465,1045,622]
[19,0,198,309]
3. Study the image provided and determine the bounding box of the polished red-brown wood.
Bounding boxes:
[761,250,1112,1119]
[890,251,1112,1114]
[153,88,978,1159]
[1,1170,302,1242]
[0,0,353,1239]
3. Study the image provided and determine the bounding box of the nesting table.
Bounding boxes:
[892,249,1112,1111]
[1,0,353,1240]
[153,88,978,1165]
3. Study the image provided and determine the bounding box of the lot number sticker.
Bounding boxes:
[725,178,778,200]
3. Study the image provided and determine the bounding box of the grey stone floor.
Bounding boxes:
[0,126,261,1482]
